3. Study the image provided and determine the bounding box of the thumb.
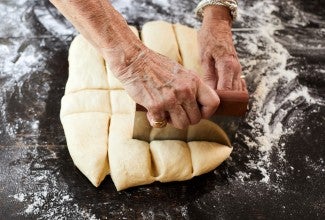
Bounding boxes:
[215,60,234,90]
[197,80,220,118]
[201,56,217,90]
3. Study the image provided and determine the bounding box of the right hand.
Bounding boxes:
[107,46,220,129]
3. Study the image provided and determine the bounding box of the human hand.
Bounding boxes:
[107,46,220,129]
[198,6,244,91]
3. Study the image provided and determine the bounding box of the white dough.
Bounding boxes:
[62,113,110,187]
[66,35,109,94]
[142,20,182,63]
[109,114,155,190]
[174,23,204,77]
[150,140,193,182]
[61,36,111,187]
[189,141,231,176]
[60,22,233,191]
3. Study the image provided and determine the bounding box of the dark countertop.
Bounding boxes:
[0,0,324,219]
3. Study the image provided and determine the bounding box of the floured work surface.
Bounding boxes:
[2,0,325,218]
[60,23,233,190]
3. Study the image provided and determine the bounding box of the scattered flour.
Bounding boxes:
[13,193,26,202]
[234,0,324,184]
[9,147,98,219]
[2,0,324,217]
[0,43,49,139]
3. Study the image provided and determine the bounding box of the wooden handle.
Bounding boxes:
[136,89,249,117]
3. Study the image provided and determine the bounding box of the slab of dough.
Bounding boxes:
[60,22,233,191]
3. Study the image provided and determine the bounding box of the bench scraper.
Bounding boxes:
[132,88,249,141]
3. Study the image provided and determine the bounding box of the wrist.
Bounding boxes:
[203,6,232,26]
[103,38,147,74]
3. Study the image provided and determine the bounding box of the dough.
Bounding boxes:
[60,22,233,191]
[142,20,182,63]
[108,108,231,190]
[62,113,110,186]
[60,36,111,187]
[174,23,204,76]
[150,140,192,182]
[65,35,109,94]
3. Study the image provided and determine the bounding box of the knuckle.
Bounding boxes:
[223,60,236,70]
[216,95,221,104]
[148,101,163,112]
[191,116,201,125]
[180,85,192,94]
[177,85,195,100]
[200,55,208,64]
[165,95,177,107]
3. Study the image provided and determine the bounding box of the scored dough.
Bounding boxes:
[62,113,110,186]
[60,36,111,187]
[60,22,233,191]
[150,140,193,182]
[142,20,182,63]
[106,89,231,190]
[65,35,109,94]
[174,23,204,76]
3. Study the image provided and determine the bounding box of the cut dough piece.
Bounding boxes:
[106,26,140,89]
[61,113,110,187]
[107,100,232,190]
[108,109,232,190]
[189,141,232,176]
[109,114,155,191]
[142,20,182,63]
[173,23,203,77]
[150,140,192,182]
[60,90,110,117]
[187,120,231,146]
[65,35,109,94]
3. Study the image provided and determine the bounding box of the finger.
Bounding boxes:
[197,81,220,118]
[182,100,201,125]
[233,63,243,90]
[232,74,240,90]
[147,110,167,128]
[241,78,247,92]
[201,56,217,90]
[215,60,234,90]
[168,105,190,129]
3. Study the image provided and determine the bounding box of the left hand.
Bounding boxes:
[198,6,244,91]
